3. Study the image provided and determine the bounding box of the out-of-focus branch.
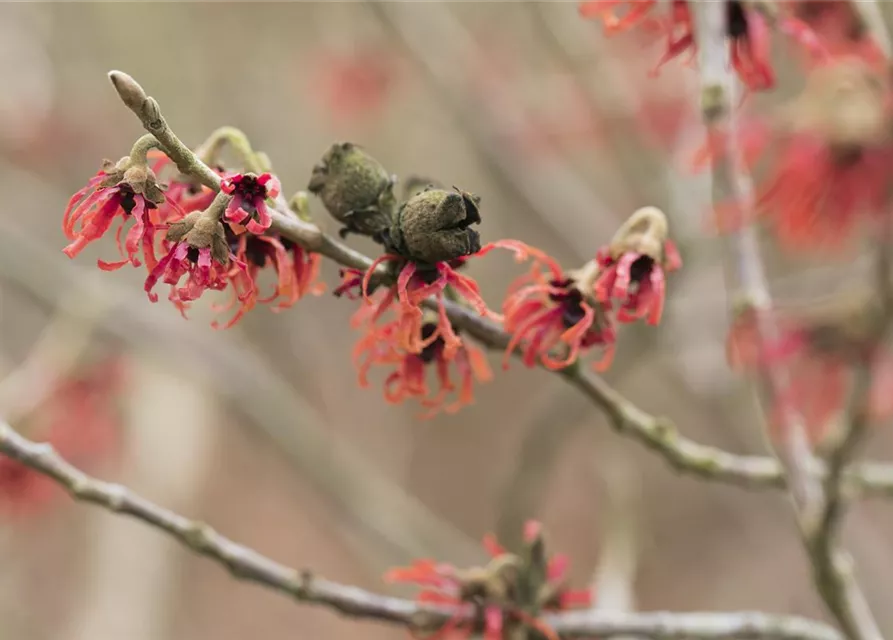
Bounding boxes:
[0,421,845,640]
[851,0,893,58]
[106,69,893,499]
[692,4,882,639]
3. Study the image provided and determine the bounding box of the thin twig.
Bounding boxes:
[105,69,893,500]
[0,421,843,640]
[691,4,882,639]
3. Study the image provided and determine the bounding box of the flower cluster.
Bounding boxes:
[385,521,591,640]
[63,128,683,421]
[324,163,496,418]
[62,143,322,329]
[499,207,680,372]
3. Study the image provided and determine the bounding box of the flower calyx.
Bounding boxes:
[99,156,166,208]
[166,199,230,266]
[384,186,483,265]
[307,142,397,241]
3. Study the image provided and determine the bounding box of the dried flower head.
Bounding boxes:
[594,206,682,325]
[307,142,397,240]
[384,187,482,265]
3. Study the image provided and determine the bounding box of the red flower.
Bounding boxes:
[0,357,124,518]
[706,58,893,251]
[581,0,775,91]
[352,311,493,419]
[499,243,616,371]
[145,242,253,320]
[579,0,661,35]
[212,229,324,328]
[727,303,893,445]
[62,160,180,272]
[385,522,589,640]
[220,172,280,234]
[593,207,682,326]
[357,255,491,361]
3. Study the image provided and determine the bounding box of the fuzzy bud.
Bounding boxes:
[307,142,396,239]
[386,187,482,264]
[166,210,230,265]
[99,156,166,205]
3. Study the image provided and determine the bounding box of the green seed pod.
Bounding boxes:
[386,187,482,264]
[307,142,396,240]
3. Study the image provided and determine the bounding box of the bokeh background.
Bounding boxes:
[1,2,893,639]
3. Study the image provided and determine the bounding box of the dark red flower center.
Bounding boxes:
[549,279,589,329]
[119,186,139,215]
[419,322,447,363]
[629,255,655,284]
[186,246,201,263]
[234,175,267,200]
[727,1,748,39]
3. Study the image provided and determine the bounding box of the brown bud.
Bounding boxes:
[784,57,890,153]
[307,142,396,239]
[607,206,671,263]
[386,187,482,264]
[166,210,229,265]
[108,71,148,114]
[99,155,166,205]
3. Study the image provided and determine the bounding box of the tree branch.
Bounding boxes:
[104,69,893,501]
[0,421,843,640]
[692,4,882,639]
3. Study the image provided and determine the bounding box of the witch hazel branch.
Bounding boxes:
[0,1,887,638]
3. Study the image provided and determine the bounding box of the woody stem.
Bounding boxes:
[107,69,893,501]
[195,126,268,175]
[129,134,163,166]
[204,191,232,223]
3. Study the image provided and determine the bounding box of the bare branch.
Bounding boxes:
[0,421,844,640]
[107,69,893,500]
[691,3,882,639]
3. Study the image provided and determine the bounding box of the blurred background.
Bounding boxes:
[1,2,893,639]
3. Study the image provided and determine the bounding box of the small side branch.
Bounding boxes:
[0,422,843,640]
